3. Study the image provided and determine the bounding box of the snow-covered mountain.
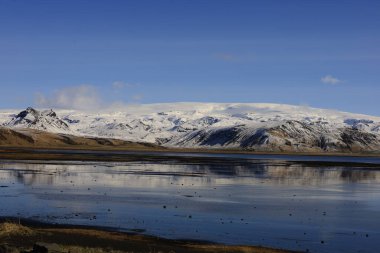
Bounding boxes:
[1,103,380,152]
[3,107,71,134]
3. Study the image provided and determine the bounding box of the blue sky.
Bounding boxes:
[0,0,379,115]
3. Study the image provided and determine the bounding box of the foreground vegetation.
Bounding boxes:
[0,221,300,253]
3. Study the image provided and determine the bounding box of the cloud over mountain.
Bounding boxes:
[35,85,103,110]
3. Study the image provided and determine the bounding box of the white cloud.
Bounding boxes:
[35,85,103,110]
[35,81,145,111]
[321,75,342,85]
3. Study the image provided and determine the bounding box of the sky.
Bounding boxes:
[0,0,379,115]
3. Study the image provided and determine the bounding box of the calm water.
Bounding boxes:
[0,155,380,253]
[25,148,380,164]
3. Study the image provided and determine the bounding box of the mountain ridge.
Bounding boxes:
[1,103,380,153]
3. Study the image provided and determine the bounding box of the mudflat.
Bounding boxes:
[0,220,298,253]
[1,147,380,165]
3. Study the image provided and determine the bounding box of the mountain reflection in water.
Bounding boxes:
[1,161,379,187]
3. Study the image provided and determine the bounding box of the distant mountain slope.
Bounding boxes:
[164,120,380,152]
[0,127,158,149]
[1,103,380,153]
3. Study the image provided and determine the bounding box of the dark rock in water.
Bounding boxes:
[21,244,48,253]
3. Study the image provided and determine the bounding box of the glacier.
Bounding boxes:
[1,103,380,152]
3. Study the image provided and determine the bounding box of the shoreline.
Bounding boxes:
[0,147,379,169]
[0,217,300,253]
[1,144,380,158]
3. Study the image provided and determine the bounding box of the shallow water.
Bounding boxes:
[23,148,380,164]
[0,156,380,253]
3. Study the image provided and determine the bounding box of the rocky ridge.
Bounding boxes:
[1,103,380,153]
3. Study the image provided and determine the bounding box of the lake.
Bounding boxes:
[0,153,379,253]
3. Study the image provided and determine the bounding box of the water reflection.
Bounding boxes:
[0,159,379,253]
[1,161,380,187]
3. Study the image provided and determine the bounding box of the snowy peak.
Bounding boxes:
[1,103,380,153]
[163,119,380,152]
[6,107,71,134]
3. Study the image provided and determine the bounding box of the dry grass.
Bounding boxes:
[0,221,299,253]
[0,127,160,150]
[0,222,34,237]
[64,247,141,253]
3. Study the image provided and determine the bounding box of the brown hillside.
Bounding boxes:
[0,127,158,150]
